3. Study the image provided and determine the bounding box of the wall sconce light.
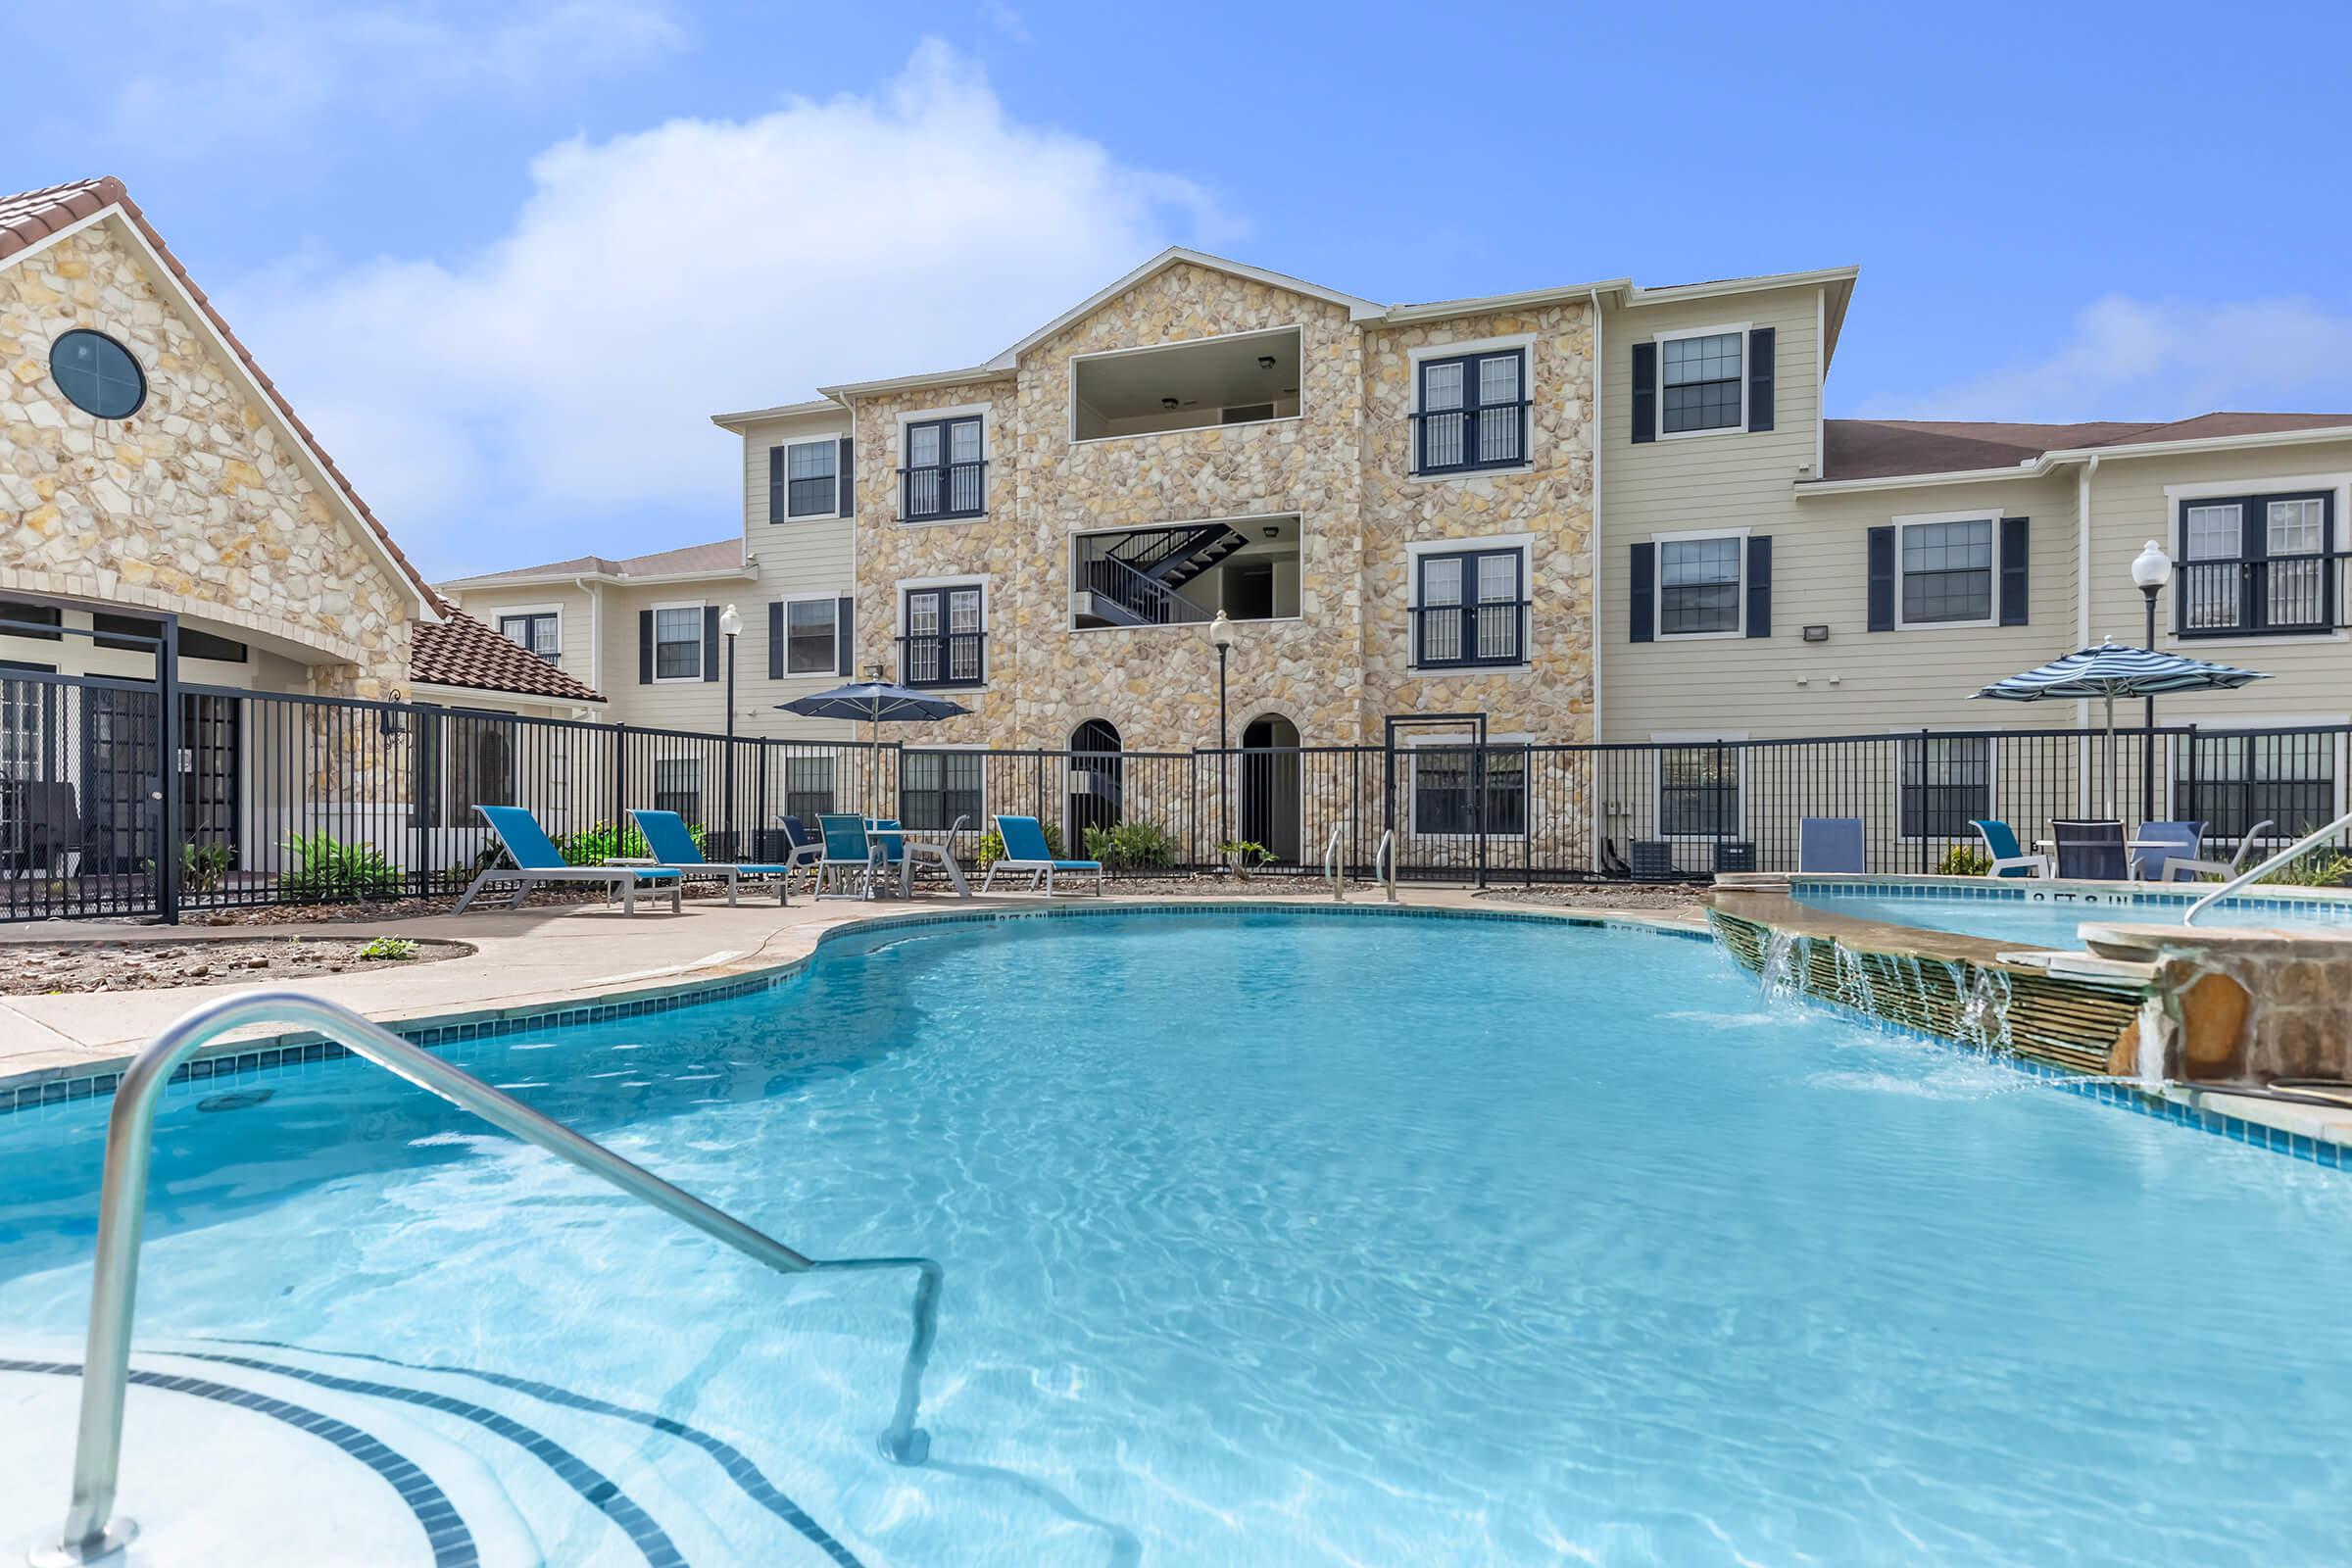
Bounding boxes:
[1802,624,1830,643]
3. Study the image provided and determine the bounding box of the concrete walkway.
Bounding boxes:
[0,887,1706,1087]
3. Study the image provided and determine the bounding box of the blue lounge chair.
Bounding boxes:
[1969,819,2049,879]
[457,805,682,915]
[982,813,1102,896]
[629,808,793,906]
[777,814,827,889]
[814,813,880,900]
[1797,816,1864,874]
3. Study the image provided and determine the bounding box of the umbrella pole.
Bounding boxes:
[2103,690,2118,821]
[869,707,880,821]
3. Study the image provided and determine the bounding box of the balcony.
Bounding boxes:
[901,459,986,522]
[2175,553,2349,637]
[898,631,986,688]
[1071,518,1299,629]
[1071,328,1299,442]
[1411,600,1528,669]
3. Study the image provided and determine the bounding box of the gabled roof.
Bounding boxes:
[1821,413,2352,484]
[0,177,439,619]
[411,611,603,704]
[440,537,749,590]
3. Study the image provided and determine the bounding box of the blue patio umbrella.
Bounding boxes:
[1972,639,2269,817]
[776,669,969,816]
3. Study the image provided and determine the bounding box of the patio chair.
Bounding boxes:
[2139,818,2276,883]
[629,808,793,906]
[981,813,1103,896]
[814,813,881,900]
[777,814,827,890]
[1969,819,2049,879]
[456,805,682,915]
[1798,817,1865,874]
[2051,819,2128,881]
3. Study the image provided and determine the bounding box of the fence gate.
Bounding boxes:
[1384,712,1493,887]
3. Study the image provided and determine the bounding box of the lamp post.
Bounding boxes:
[2131,542,2173,824]
[719,603,742,856]
[1209,612,1237,852]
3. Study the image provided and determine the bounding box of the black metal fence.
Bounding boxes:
[1,663,2345,922]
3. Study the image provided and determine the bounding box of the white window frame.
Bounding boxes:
[782,438,840,521]
[776,591,844,680]
[1890,509,2004,631]
[1650,731,1747,843]
[779,750,840,820]
[649,599,706,684]
[899,742,989,833]
[495,603,563,659]
[1651,526,1748,641]
[1403,533,1535,675]
[2163,470,2352,648]
[895,574,990,690]
[1652,321,1749,441]
[1889,731,1999,845]
[1400,730,1532,843]
[895,402,992,525]
[1067,324,1306,446]
[1405,331,1538,482]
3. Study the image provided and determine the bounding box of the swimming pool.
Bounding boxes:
[4,906,2350,1565]
[1792,879,2352,948]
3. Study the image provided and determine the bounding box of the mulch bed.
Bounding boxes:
[2,937,471,996]
[1474,883,1710,917]
[195,888,612,926]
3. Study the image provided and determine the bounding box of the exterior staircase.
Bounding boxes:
[1072,525,1248,628]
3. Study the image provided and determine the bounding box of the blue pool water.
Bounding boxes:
[1793,886,2352,948]
[2,907,2350,1565]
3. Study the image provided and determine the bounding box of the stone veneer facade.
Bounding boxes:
[0,223,412,694]
[848,262,1596,753]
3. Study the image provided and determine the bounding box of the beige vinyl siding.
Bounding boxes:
[2084,436,2352,727]
[440,583,600,694]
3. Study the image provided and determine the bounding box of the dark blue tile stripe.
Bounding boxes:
[0,1356,477,1568]
[175,1350,684,1568]
[208,1337,864,1568]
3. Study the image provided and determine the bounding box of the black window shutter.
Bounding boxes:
[1999,516,2031,625]
[637,610,653,683]
[835,596,855,677]
[1867,526,1895,631]
[1746,328,1776,433]
[767,446,783,524]
[1745,535,1772,638]
[702,606,720,681]
[1630,343,1657,445]
[838,437,855,517]
[767,601,784,679]
[1629,542,1655,642]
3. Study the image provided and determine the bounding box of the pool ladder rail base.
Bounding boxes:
[33,989,943,1568]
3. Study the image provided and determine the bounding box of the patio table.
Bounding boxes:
[869,826,971,900]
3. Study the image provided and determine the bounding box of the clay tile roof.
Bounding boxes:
[410,611,604,704]
[1822,412,2352,481]
[0,175,440,615]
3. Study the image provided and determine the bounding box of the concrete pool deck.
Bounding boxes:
[0,887,1707,1090]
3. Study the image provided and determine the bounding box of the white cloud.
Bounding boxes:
[219,41,1224,577]
[109,0,687,150]
[1864,295,2352,421]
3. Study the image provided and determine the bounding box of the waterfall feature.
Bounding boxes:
[1759,928,1811,1007]
[2133,997,2171,1092]
[1829,941,1879,1016]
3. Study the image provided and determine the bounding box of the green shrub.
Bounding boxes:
[553,819,705,866]
[279,832,402,903]
[1216,839,1273,879]
[1085,818,1175,871]
[1936,844,1991,877]
[976,820,1063,869]
[2257,847,2352,888]
[358,935,416,961]
[149,839,235,893]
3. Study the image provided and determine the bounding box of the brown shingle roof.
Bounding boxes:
[1,177,442,615]
[441,538,746,586]
[411,611,603,704]
[1823,412,2352,481]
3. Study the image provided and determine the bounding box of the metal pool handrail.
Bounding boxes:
[36,990,942,1568]
[2184,806,2352,925]
[1324,821,1347,902]
[1375,828,1397,903]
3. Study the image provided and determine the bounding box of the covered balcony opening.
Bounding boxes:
[1071,327,1300,442]
[1071,517,1300,629]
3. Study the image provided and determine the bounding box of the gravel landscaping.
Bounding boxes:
[1,937,471,995]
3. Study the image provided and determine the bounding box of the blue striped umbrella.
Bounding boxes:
[1973,640,2269,816]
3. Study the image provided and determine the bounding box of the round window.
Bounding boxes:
[49,329,147,419]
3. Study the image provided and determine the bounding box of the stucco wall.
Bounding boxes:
[0,222,413,692]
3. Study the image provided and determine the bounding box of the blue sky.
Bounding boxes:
[14,1,2352,578]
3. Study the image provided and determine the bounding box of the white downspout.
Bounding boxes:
[574,576,602,697]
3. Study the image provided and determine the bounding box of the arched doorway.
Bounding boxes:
[1240,713,1301,863]
[1067,719,1122,853]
